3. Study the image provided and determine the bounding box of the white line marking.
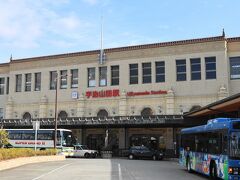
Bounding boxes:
[32,163,72,180]
[118,163,123,180]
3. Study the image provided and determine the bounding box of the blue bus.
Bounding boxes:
[179,118,240,179]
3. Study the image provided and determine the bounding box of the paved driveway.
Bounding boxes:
[0,158,207,180]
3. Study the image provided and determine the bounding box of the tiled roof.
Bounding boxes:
[9,35,227,63]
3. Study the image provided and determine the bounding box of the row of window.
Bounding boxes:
[16,73,41,92]
[0,56,239,94]
[181,132,228,155]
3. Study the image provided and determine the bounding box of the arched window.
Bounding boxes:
[189,105,201,112]
[97,109,108,118]
[141,108,153,117]
[23,112,31,120]
[58,111,68,119]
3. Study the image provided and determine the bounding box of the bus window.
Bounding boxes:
[222,134,228,155]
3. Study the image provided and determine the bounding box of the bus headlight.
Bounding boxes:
[229,167,240,175]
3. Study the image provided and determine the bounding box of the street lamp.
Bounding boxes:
[53,72,70,149]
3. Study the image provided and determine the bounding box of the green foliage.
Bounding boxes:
[0,148,57,161]
[0,129,9,148]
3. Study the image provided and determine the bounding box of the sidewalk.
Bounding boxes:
[0,155,65,171]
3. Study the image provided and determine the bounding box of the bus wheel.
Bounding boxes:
[210,163,217,179]
[187,158,192,173]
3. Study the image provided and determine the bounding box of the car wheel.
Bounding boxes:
[152,155,157,161]
[128,154,134,160]
[84,153,90,158]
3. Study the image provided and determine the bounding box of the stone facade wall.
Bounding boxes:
[0,38,239,119]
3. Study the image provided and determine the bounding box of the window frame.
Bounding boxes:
[50,71,57,90]
[71,69,78,88]
[60,70,68,89]
[190,58,201,81]
[99,66,107,87]
[205,57,216,80]
[129,64,138,85]
[0,77,5,95]
[25,73,32,92]
[176,59,187,81]
[142,62,152,84]
[88,67,96,87]
[155,61,165,83]
[34,72,41,91]
[230,56,240,80]
[16,74,22,92]
[111,65,119,86]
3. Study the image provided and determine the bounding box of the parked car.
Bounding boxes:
[128,146,164,160]
[68,145,98,158]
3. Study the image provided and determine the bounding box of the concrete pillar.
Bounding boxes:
[39,95,48,118]
[166,89,175,114]
[118,128,126,149]
[218,84,228,100]
[166,128,173,149]
[5,97,13,119]
[77,93,85,117]
[119,90,127,116]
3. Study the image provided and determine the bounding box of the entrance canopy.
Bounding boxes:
[185,93,240,119]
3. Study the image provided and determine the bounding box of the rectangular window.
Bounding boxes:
[0,108,3,119]
[88,68,96,87]
[71,69,78,88]
[230,57,240,79]
[60,70,67,89]
[190,58,201,80]
[99,66,107,86]
[111,65,119,86]
[6,77,9,94]
[205,57,216,79]
[176,59,186,81]
[34,72,41,91]
[0,78,5,95]
[25,73,31,92]
[129,64,138,84]
[155,61,165,83]
[142,62,152,84]
[50,71,57,90]
[16,74,22,92]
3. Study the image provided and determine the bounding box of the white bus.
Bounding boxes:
[5,129,76,150]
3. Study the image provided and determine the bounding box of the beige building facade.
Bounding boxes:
[0,34,240,155]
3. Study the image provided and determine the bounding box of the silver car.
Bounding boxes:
[69,145,98,158]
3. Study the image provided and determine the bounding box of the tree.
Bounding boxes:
[0,129,9,148]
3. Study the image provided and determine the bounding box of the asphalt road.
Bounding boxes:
[0,158,207,180]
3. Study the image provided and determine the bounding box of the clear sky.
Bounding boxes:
[0,0,240,63]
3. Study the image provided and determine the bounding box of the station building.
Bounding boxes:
[0,33,240,155]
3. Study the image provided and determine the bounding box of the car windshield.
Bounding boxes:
[230,132,240,158]
[81,145,89,150]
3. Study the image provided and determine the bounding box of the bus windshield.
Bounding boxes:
[230,132,240,158]
[62,131,76,147]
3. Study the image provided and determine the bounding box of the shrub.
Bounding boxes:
[0,129,9,148]
[0,148,57,161]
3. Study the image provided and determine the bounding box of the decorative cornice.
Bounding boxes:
[6,35,226,65]
[227,37,240,42]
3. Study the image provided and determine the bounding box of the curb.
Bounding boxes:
[0,155,65,171]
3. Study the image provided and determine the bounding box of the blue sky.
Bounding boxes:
[0,0,239,63]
